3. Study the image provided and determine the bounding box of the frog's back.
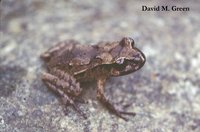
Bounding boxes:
[41,39,121,76]
[59,41,120,75]
[41,40,100,74]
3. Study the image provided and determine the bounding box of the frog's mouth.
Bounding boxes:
[111,52,146,76]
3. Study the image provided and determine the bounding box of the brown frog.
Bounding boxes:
[41,37,146,121]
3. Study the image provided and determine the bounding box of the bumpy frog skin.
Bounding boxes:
[41,37,146,121]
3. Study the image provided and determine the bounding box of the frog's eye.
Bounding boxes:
[115,57,125,64]
[120,37,135,48]
[130,39,135,48]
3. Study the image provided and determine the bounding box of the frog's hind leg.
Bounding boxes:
[43,81,86,119]
[42,69,86,118]
[42,68,82,96]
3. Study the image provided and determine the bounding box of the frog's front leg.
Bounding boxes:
[96,78,135,121]
[42,68,86,118]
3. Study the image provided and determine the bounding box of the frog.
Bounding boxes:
[40,37,146,121]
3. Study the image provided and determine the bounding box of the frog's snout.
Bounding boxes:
[133,51,146,66]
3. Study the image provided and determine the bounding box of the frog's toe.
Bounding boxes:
[72,104,87,119]
[61,96,87,119]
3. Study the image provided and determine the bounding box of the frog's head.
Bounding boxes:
[111,37,146,76]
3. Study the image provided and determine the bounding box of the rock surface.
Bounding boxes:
[1,0,200,131]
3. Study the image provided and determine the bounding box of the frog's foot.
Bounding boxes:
[61,96,87,119]
[97,92,135,121]
[96,78,135,121]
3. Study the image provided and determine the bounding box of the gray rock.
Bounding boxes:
[1,0,200,131]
